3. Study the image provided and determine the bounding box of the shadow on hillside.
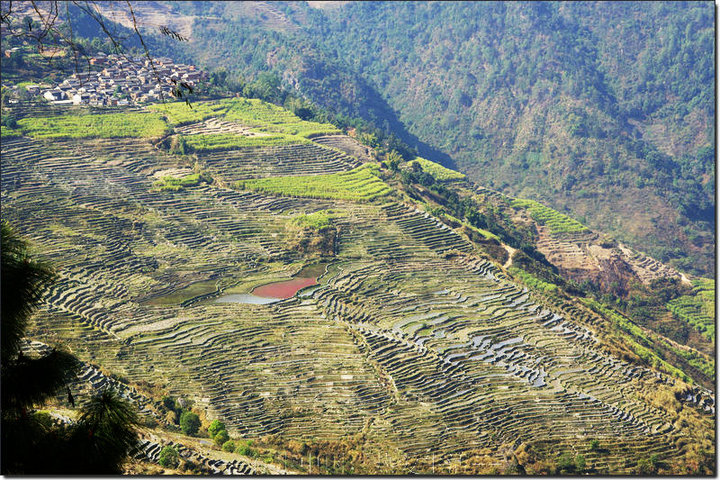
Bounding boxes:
[353,76,459,172]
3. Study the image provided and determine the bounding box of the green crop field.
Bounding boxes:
[150,98,341,138]
[182,133,310,151]
[153,172,212,191]
[410,156,466,181]
[509,267,559,293]
[16,112,169,138]
[1,126,22,138]
[256,120,341,138]
[667,278,715,341]
[236,164,392,201]
[148,100,230,126]
[289,210,341,230]
[512,198,588,234]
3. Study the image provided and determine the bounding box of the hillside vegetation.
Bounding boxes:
[1,96,714,474]
[166,1,713,277]
[237,164,392,201]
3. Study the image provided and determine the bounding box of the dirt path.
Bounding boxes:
[503,244,516,269]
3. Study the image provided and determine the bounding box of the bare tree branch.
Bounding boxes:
[1,1,194,102]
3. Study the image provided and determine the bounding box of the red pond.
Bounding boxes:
[251,277,318,299]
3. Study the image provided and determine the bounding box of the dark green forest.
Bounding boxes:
[159,1,714,276]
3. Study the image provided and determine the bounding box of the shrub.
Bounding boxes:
[589,439,600,451]
[575,454,586,473]
[213,429,230,446]
[637,457,654,474]
[2,116,18,129]
[162,396,177,412]
[557,452,575,473]
[32,411,54,429]
[158,445,179,468]
[222,440,236,452]
[207,419,226,438]
[179,411,201,436]
[165,410,178,425]
[235,442,257,458]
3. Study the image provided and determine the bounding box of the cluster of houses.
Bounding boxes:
[38,53,206,106]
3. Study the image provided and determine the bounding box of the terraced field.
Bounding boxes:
[406,156,466,181]
[1,101,713,474]
[473,186,688,289]
[667,279,716,341]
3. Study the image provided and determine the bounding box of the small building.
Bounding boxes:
[44,90,65,101]
[72,92,91,105]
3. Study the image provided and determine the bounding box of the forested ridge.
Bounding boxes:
[155,0,714,276]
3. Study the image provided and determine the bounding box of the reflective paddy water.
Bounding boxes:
[252,277,318,298]
[214,263,327,304]
[214,293,279,305]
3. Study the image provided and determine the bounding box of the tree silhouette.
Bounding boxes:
[1,221,79,473]
[67,388,141,474]
[1,222,141,474]
[1,221,80,414]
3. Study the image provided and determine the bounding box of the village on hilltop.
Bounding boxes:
[29,53,207,107]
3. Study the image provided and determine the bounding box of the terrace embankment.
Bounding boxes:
[2,101,713,474]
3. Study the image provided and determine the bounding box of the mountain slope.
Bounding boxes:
[153,0,714,277]
[1,97,713,474]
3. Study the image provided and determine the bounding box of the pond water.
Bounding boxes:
[214,263,327,304]
[252,277,318,299]
[214,294,279,305]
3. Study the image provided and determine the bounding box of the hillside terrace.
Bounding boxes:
[40,54,206,107]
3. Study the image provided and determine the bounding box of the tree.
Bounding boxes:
[235,441,256,457]
[556,452,575,473]
[69,388,141,474]
[1,222,80,473]
[386,150,403,172]
[251,72,283,103]
[208,419,226,438]
[158,445,180,468]
[222,440,236,452]
[213,429,230,446]
[162,395,177,412]
[179,410,200,436]
[575,454,586,473]
[1,223,139,474]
